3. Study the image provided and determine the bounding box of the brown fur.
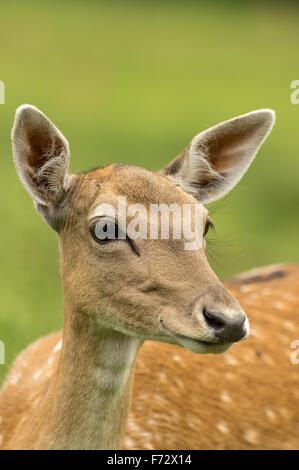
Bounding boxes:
[126,264,299,449]
[1,265,298,449]
[2,105,283,449]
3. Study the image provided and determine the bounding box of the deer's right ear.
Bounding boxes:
[12,105,72,229]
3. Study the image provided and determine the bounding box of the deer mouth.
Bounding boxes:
[160,318,233,355]
[172,332,233,354]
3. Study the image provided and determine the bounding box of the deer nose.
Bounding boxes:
[202,308,247,343]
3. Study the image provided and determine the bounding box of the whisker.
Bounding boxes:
[207,183,246,217]
[133,351,174,425]
[145,352,173,420]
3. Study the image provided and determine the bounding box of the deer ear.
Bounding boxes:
[162,109,275,204]
[12,105,72,228]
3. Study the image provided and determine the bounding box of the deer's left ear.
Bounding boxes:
[12,105,73,229]
[161,109,275,204]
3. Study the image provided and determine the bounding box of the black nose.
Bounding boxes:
[203,308,246,343]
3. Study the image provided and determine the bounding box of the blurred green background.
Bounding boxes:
[0,0,298,384]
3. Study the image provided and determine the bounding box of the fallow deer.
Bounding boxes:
[1,105,297,450]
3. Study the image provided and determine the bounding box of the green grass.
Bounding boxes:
[0,0,299,384]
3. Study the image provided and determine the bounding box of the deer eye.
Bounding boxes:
[90,217,140,256]
[203,219,214,238]
[90,218,125,243]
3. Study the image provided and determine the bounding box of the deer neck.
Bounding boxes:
[37,309,142,450]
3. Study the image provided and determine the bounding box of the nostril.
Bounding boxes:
[202,308,226,330]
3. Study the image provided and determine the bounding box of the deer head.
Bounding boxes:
[12,105,275,355]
